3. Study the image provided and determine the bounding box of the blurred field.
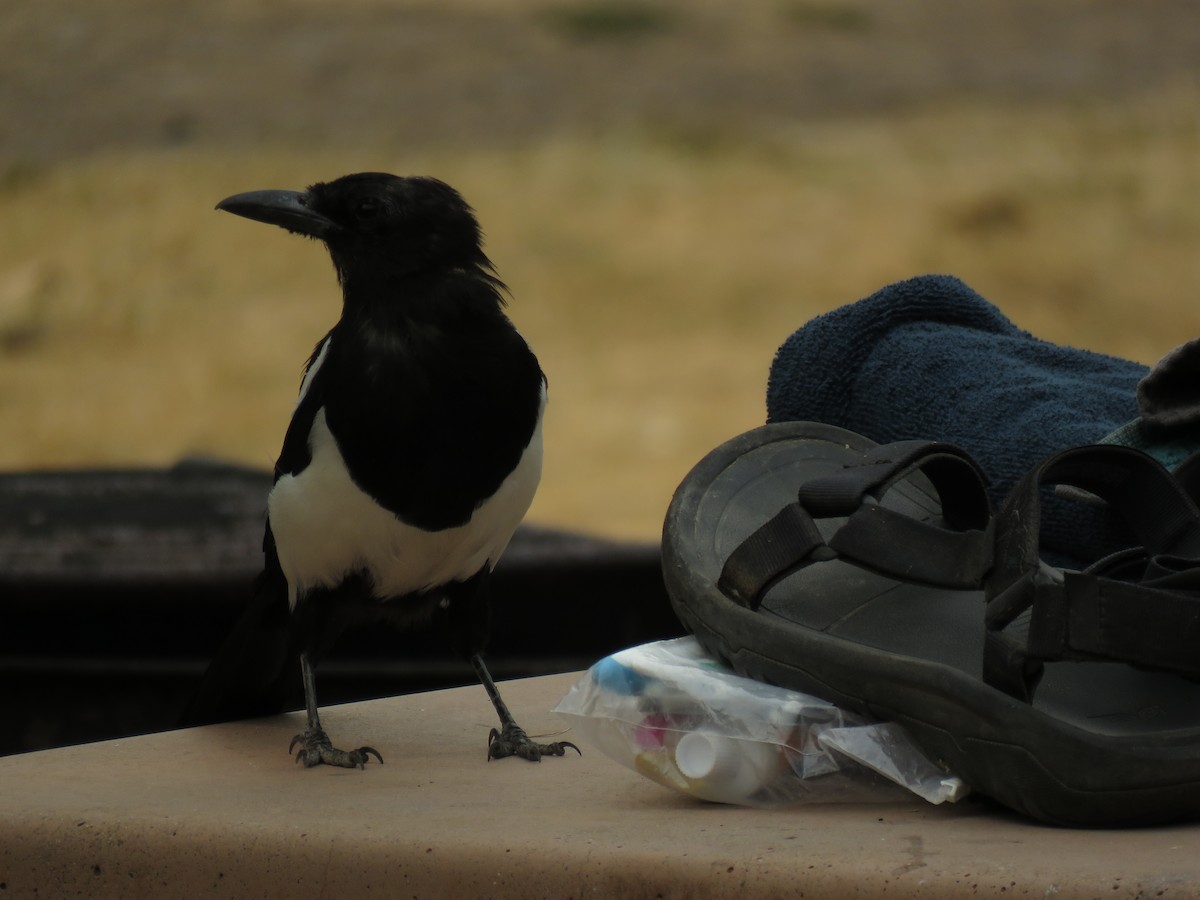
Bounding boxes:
[2,0,1199,540]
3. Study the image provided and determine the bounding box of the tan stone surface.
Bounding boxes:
[1,672,1198,898]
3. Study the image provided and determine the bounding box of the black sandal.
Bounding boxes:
[664,421,1200,825]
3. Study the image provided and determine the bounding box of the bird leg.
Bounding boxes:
[289,651,383,769]
[470,653,580,761]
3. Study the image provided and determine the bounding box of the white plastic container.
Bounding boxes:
[673,730,786,804]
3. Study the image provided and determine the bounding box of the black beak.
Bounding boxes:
[215,189,339,239]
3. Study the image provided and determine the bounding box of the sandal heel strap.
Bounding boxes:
[985,444,1200,700]
[718,440,991,610]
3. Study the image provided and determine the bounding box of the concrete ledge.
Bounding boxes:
[2,672,1198,898]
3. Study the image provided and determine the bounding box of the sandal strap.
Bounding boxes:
[718,440,992,610]
[985,444,1200,701]
[1174,449,1200,505]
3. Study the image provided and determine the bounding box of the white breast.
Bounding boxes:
[268,383,546,609]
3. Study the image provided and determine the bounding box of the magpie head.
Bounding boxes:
[216,173,493,285]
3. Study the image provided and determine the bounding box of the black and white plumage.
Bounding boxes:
[183,173,576,766]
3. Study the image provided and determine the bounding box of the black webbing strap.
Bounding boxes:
[717,440,992,610]
[1031,574,1200,674]
[985,444,1200,701]
[717,502,832,608]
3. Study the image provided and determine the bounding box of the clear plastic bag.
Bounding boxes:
[554,637,968,807]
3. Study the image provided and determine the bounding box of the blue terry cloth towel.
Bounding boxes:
[765,274,1155,565]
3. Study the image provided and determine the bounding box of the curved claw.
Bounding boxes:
[486,726,502,761]
[544,741,582,757]
[358,746,385,766]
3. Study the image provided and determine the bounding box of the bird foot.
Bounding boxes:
[289,726,383,769]
[487,723,581,762]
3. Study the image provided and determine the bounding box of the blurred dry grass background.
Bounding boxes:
[2,0,1199,540]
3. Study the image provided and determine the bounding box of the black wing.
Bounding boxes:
[318,312,545,532]
[273,333,334,483]
[179,336,334,726]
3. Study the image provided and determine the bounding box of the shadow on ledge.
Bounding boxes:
[0,459,681,757]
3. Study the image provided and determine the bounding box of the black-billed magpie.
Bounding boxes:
[183,172,577,767]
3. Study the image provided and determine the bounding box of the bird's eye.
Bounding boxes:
[355,199,381,221]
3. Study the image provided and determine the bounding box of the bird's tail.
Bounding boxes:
[178,552,299,727]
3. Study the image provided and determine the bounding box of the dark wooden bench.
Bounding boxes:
[0,460,679,756]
